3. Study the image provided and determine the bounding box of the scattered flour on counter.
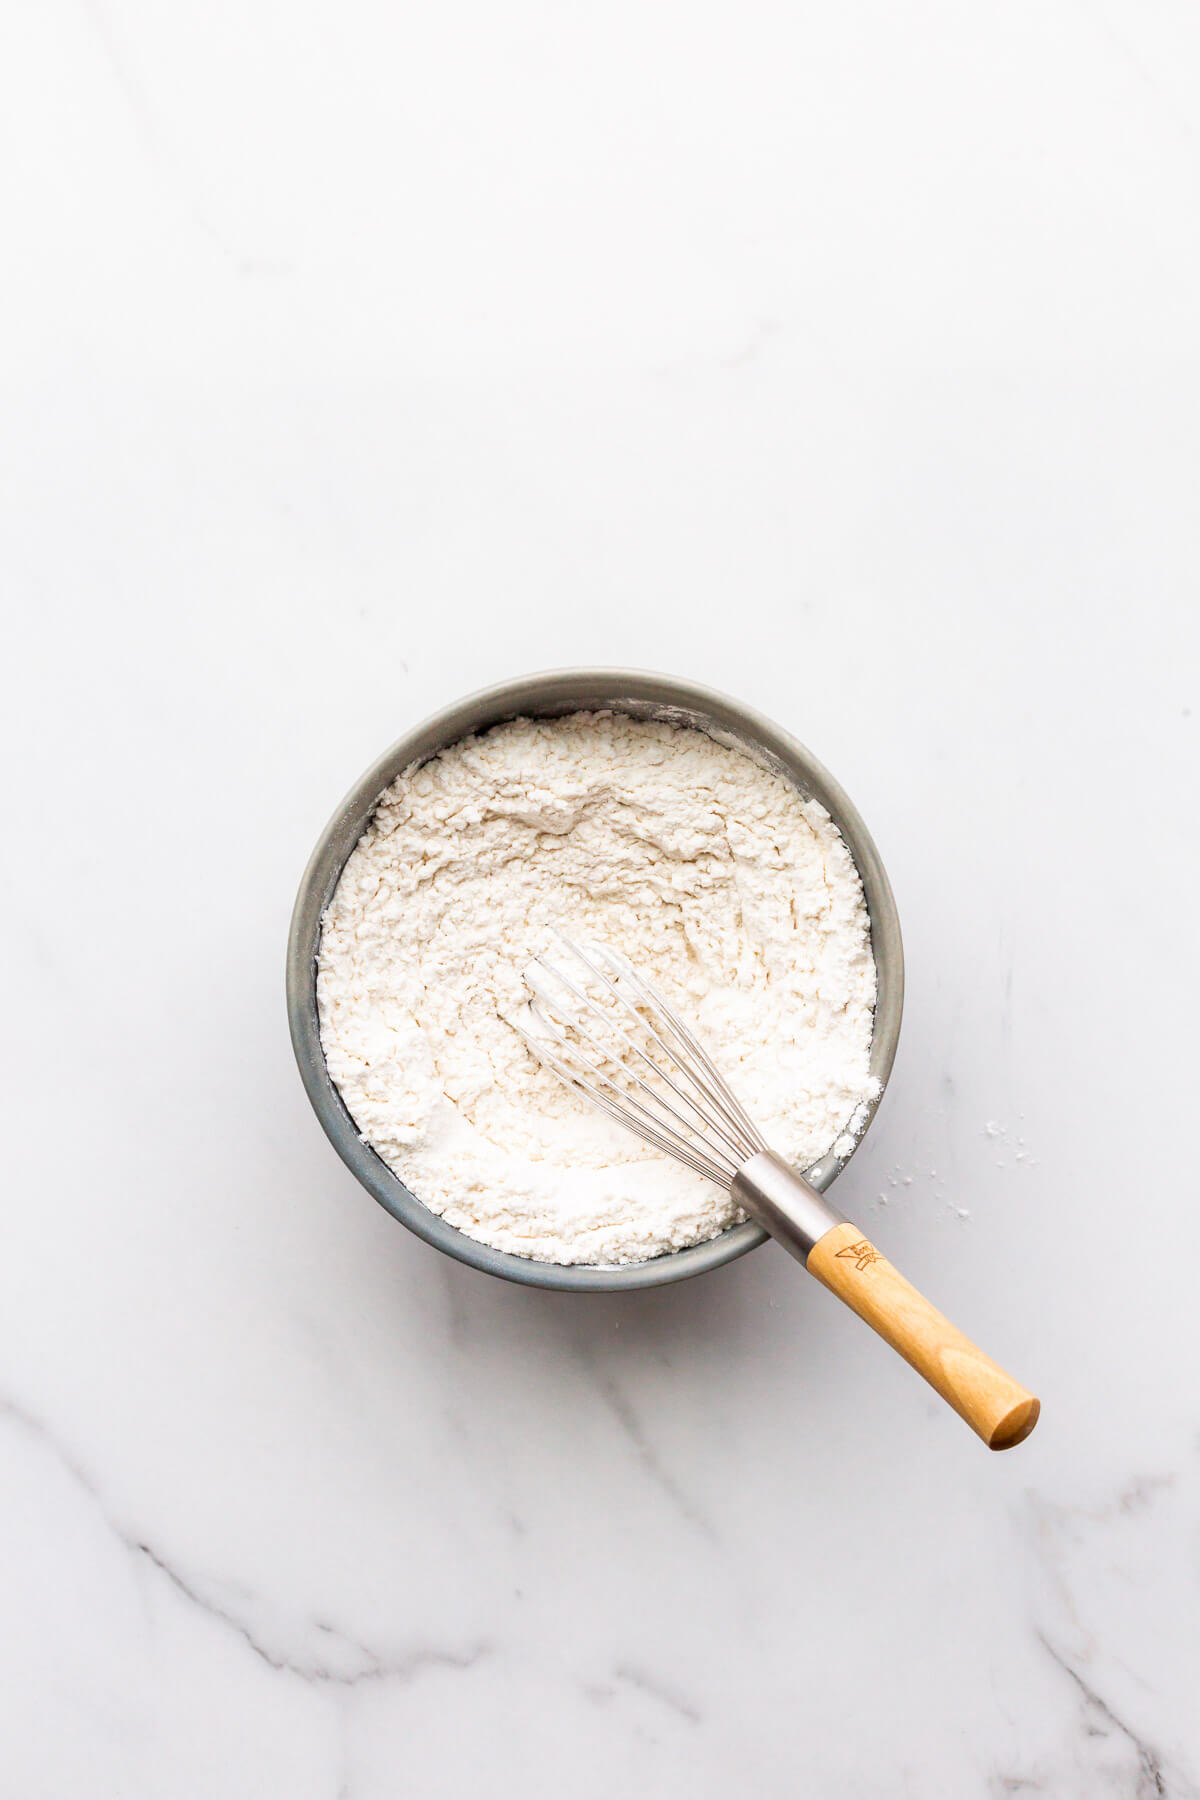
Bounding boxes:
[317,712,879,1265]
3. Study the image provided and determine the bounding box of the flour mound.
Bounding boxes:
[317,712,878,1265]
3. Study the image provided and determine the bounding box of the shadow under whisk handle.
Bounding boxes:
[731,1152,1040,1451]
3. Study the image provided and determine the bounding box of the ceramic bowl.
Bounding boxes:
[287,669,903,1290]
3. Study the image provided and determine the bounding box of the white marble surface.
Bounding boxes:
[4,2,1200,1794]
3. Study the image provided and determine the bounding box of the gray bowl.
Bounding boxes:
[287,669,903,1290]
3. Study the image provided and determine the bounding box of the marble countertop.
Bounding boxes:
[4,2,1199,1794]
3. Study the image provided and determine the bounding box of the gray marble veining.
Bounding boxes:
[2,0,1199,1792]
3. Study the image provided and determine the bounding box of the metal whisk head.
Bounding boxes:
[512,936,766,1189]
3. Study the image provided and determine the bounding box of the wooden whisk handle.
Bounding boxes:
[806,1222,1040,1450]
[731,1153,1039,1450]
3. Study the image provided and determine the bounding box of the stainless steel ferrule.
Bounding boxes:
[731,1150,847,1265]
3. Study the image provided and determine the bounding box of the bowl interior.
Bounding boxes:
[287,669,903,1291]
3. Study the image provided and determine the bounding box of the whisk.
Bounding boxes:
[515,936,1039,1451]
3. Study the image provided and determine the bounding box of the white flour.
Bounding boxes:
[317,713,879,1265]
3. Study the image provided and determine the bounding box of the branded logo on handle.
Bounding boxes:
[835,1239,882,1272]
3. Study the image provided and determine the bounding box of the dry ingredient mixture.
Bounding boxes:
[317,712,879,1265]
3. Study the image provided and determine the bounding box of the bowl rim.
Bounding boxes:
[287,667,904,1291]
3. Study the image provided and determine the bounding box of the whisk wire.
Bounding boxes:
[539,952,747,1165]
[608,957,765,1155]
[516,936,767,1188]
[515,1000,741,1182]
[563,939,766,1163]
[509,1016,737,1183]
